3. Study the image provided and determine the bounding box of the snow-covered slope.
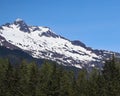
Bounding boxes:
[0,19,116,69]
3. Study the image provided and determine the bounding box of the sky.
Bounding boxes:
[0,0,120,52]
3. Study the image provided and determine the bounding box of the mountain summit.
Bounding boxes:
[0,19,119,69]
[13,18,30,32]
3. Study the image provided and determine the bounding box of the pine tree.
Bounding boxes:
[0,58,9,95]
[87,69,102,96]
[18,60,29,96]
[4,60,15,96]
[102,56,120,96]
[28,62,38,96]
[76,69,88,96]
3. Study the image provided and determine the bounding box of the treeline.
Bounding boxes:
[0,58,120,96]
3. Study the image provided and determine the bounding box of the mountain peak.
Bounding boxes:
[15,18,23,22]
[13,18,30,33]
[14,18,25,25]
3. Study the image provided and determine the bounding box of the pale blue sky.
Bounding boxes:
[0,0,120,52]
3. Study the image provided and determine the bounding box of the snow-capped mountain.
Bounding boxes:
[0,19,118,69]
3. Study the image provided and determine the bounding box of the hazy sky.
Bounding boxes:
[0,0,120,52]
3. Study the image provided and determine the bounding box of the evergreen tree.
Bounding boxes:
[4,60,15,96]
[0,58,9,95]
[87,69,101,96]
[28,62,38,96]
[102,56,120,96]
[76,69,88,96]
[59,70,77,96]
[36,61,54,96]
[18,60,30,96]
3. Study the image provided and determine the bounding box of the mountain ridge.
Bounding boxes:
[0,19,119,69]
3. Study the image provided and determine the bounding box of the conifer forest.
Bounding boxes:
[0,57,120,96]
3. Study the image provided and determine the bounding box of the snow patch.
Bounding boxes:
[74,64,82,69]
[15,18,23,22]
